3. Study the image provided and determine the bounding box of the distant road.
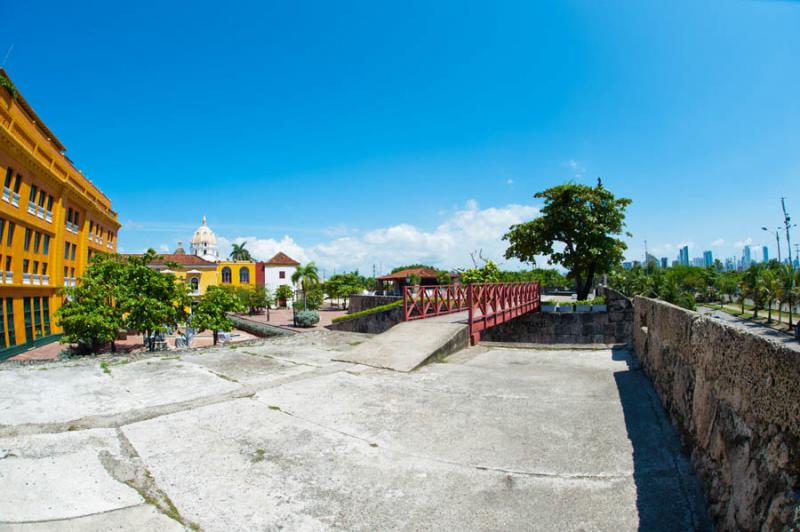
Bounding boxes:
[696,306,800,351]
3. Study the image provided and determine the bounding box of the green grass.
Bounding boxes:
[332,300,403,323]
[100,361,111,375]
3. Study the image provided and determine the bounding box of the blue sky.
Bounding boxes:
[3,1,799,274]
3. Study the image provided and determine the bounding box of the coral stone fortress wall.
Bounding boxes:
[0,70,120,360]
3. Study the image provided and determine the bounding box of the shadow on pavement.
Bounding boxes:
[611,347,713,531]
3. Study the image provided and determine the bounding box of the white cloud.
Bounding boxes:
[217,235,310,264]
[734,237,753,249]
[218,200,540,274]
[711,238,725,247]
[159,243,170,252]
[506,178,514,185]
[565,159,586,179]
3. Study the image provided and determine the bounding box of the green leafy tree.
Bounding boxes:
[323,272,366,309]
[229,242,253,261]
[762,269,782,323]
[436,270,452,285]
[120,250,191,350]
[56,254,126,353]
[504,181,632,300]
[191,286,244,345]
[291,262,320,306]
[391,264,435,274]
[275,284,294,307]
[460,260,501,285]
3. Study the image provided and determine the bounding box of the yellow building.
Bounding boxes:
[0,69,120,360]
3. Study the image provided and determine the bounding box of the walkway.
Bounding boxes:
[0,332,710,530]
[234,306,347,333]
[697,306,800,351]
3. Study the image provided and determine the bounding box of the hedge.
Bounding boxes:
[331,300,403,323]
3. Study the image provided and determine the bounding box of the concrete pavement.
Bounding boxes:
[0,330,710,530]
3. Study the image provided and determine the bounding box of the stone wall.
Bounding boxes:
[326,306,403,334]
[482,286,633,344]
[633,296,800,530]
[348,295,402,314]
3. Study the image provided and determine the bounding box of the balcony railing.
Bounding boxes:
[22,273,31,285]
[2,187,18,206]
[88,233,94,242]
[63,277,77,287]
[4,271,11,284]
[107,242,113,249]
[42,274,49,285]
[45,210,52,223]
[66,222,78,234]
[37,205,45,219]
[32,274,41,285]
[27,201,36,215]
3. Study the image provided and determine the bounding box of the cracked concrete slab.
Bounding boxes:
[0,429,142,523]
[0,357,239,425]
[0,332,711,530]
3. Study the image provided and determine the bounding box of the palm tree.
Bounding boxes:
[229,242,253,261]
[291,262,320,306]
[762,270,782,323]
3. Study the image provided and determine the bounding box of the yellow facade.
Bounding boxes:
[0,69,120,359]
[216,261,256,288]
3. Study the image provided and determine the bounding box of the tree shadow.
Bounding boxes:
[611,347,713,531]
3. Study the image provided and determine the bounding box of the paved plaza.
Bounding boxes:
[0,331,710,531]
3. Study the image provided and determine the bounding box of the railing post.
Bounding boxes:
[403,286,409,321]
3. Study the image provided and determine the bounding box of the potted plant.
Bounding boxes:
[541,301,557,312]
[591,297,607,312]
[575,300,591,312]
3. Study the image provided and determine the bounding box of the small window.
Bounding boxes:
[37,190,45,207]
[42,235,50,255]
[23,259,29,273]
[5,256,10,272]
[13,174,21,193]
[41,263,47,275]
[71,244,76,261]
[64,242,70,260]
[279,271,286,279]
[29,185,37,203]
[0,218,4,242]
[221,267,232,283]
[6,222,13,246]
[23,228,31,251]
[33,232,41,254]
[67,208,73,224]
[46,195,53,211]
[190,277,199,291]
[3,167,12,188]
[239,267,250,284]
[33,261,38,274]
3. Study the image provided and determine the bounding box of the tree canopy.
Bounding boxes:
[504,181,631,300]
[229,242,253,261]
[191,286,244,345]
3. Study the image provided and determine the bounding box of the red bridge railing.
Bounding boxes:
[403,282,541,345]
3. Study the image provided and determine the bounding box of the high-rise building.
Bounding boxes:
[762,246,769,263]
[679,245,690,266]
[645,252,658,267]
[0,69,120,360]
[692,257,705,267]
[703,250,713,268]
[660,257,668,269]
[743,246,752,269]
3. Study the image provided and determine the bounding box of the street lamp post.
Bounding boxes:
[782,198,796,330]
[761,226,781,264]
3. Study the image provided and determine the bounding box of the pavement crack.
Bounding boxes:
[99,428,201,530]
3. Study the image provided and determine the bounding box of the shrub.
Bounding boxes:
[589,296,606,305]
[294,310,320,327]
[332,300,403,323]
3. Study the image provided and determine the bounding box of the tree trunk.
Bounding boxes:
[213,330,218,345]
[111,341,116,353]
[768,302,772,323]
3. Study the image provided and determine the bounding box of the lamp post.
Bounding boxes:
[761,226,781,264]
[782,198,796,329]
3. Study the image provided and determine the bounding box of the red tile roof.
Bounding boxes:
[265,252,300,266]
[121,253,217,267]
[377,267,441,281]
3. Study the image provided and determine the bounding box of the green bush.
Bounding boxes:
[589,296,606,305]
[294,310,320,327]
[332,300,403,323]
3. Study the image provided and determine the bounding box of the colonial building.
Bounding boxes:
[263,252,299,295]
[189,216,219,261]
[0,69,120,360]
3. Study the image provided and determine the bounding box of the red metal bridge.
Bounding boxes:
[403,282,541,345]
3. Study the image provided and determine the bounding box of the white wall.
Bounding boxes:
[264,265,297,301]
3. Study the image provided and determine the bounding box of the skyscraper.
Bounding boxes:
[703,250,713,268]
[763,246,769,263]
[743,246,752,269]
[679,246,689,266]
[660,257,668,269]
